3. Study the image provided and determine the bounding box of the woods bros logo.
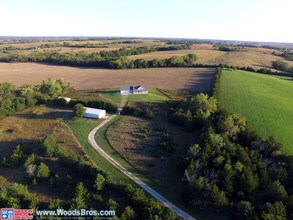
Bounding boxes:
[1,208,33,220]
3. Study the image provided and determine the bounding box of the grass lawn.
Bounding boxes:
[127,88,170,102]
[98,88,121,105]
[218,69,293,155]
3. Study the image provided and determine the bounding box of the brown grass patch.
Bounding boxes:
[0,105,82,156]
[0,63,216,92]
[106,115,198,192]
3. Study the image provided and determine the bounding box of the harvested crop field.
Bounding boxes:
[0,63,216,92]
[128,47,293,70]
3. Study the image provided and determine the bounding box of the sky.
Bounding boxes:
[0,0,292,43]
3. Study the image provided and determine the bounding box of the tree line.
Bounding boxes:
[167,69,292,219]
[0,49,197,69]
[0,79,69,117]
[0,43,63,52]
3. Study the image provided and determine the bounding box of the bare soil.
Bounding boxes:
[0,63,216,92]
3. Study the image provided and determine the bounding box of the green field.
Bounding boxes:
[218,69,293,154]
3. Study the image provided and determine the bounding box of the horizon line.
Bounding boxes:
[0,35,293,45]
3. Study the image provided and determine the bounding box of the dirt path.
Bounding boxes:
[88,115,195,220]
[120,95,128,108]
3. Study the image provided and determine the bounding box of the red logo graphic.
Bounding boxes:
[1,208,33,220]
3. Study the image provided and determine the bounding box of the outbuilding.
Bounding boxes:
[58,97,71,103]
[83,107,106,119]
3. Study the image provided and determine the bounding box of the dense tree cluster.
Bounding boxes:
[218,46,241,52]
[0,79,69,117]
[176,69,292,219]
[0,183,39,209]
[214,43,244,52]
[168,93,217,131]
[282,51,293,61]
[121,105,153,119]
[272,60,293,73]
[156,44,191,51]
[183,111,292,219]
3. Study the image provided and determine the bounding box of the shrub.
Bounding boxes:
[73,103,85,117]
[42,134,57,156]
[36,162,50,180]
[10,145,25,166]
[94,174,106,191]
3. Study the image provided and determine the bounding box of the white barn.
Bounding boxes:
[83,107,106,119]
[58,97,71,103]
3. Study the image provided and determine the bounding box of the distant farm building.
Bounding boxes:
[120,85,148,95]
[83,107,106,119]
[58,97,71,103]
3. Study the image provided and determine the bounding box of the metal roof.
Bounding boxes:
[84,107,106,115]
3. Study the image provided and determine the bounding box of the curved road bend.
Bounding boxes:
[88,115,196,220]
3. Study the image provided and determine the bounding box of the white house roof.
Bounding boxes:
[120,85,148,91]
[84,107,105,115]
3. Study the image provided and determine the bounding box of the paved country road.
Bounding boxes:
[88,115,196,220]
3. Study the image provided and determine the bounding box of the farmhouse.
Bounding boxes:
[83,107,106,119]
[120,85,148,95]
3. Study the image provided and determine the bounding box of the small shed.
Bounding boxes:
[83,107,106,119]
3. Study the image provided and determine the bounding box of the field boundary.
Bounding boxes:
[156,88,173,100]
